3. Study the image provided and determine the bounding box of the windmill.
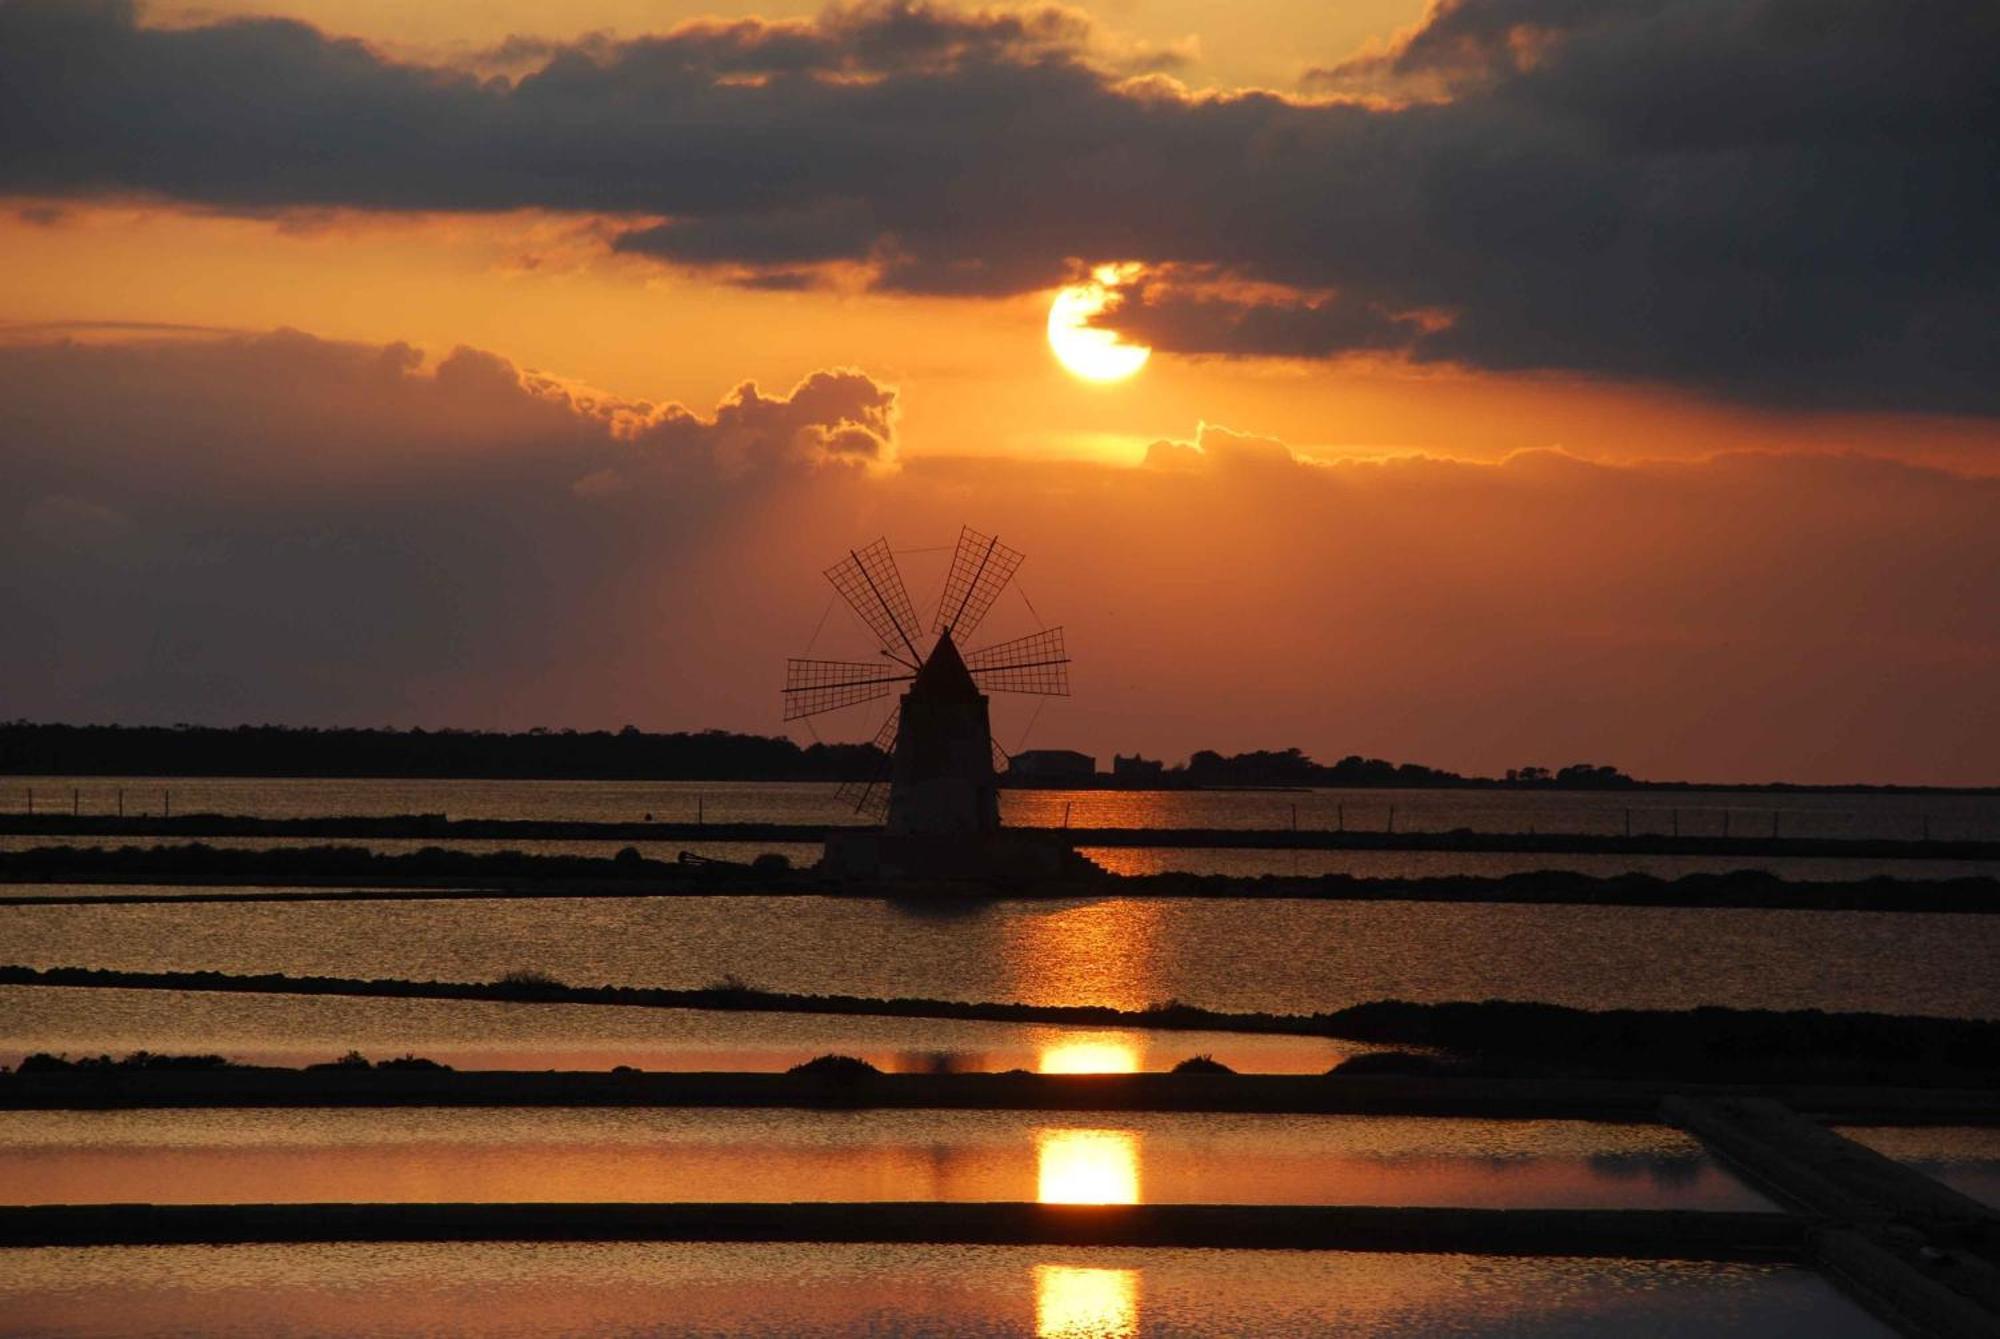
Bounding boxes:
[784,527,1070,837]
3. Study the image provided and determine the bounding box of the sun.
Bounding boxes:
[1048,265,1151,383]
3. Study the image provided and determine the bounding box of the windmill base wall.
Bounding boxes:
[885,696,1000,836]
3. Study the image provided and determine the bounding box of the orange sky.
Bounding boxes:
[2,0,1995,782]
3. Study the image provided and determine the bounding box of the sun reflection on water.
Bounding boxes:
[1037,1040,1140,1074]
[1036,1129,1141,1205]
[1034,1264,1140,1339]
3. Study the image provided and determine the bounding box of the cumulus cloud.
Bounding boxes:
[1,0,1994,411]
[2,327,1996,782]
[1142,423,1297,471]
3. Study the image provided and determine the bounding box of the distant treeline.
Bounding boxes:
[1164,749,1631,790]
[0,722,1575,786]
[0,722,878,781]
[1,723,1988,791]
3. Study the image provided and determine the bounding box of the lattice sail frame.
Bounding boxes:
[825,538,923,664]
[801,529,1069,816]
[935,527,1024,640]
[964,626,1069,696]
[835,711,900,818]
[783,659,915,721]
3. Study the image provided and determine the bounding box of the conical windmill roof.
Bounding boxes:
[909,630,982,702]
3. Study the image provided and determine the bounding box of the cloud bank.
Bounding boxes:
[3,329,1995,783]
[2,0,1995,411]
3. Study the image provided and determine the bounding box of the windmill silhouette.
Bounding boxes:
[784,528,1069,838]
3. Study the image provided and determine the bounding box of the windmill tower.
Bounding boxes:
[784,528,1076,878]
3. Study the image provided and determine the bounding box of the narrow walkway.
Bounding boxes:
[1666,1096,2000,1338]
[0,1202,1799,1259]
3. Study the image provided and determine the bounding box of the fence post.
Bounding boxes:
[1387,805,1396,834]
[1337,804,1344,833]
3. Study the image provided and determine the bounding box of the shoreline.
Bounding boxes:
[3,848,1996,912]
[4,1067,1994,1125]
[7,967,1994,1090]
[2,813,1996,861]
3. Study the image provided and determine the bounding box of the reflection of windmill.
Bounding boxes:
[785,528,1069,834]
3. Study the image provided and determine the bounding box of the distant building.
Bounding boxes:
[1112,753,1165,783]
[1008,748,1096,782]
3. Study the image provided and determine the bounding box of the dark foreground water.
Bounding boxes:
[0,1243,1893,1338]
[5,894,1993,1018]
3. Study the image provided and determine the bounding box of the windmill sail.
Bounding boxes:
[790,525,1071,835]
[965,626,1069,696]
[824,538,923,665]
[783,659,914,720]
[935,526,1024,641]
[836,711,899,818]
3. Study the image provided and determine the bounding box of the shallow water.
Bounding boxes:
[0,1243,1894,1338]
[0,985,1364,1074]
[1837,1126,2000,1208]
[9,776,1997,841]
[0,1108,1771,1211]
[5,895,1994,1017]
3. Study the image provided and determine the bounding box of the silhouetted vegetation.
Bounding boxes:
[494,968,566,998]
[19,1050,237,1072]
[1329,1051,1449,1076]
[1179,749,1482,788]
[310,1050,373,1070]
[304,1051,450,1071]
[787,1054,881,1077]
[1170,1055,1234,1074]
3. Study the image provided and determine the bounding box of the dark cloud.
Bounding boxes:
[1107,280,1430,360]
[1,0,1996,410]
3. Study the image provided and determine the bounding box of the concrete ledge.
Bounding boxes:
[0,1202,1804,1260]
[1815,1228,2000,1339]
